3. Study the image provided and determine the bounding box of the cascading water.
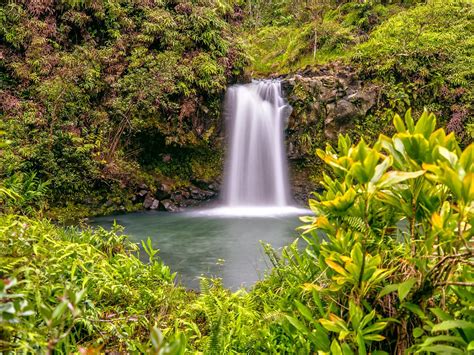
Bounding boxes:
[223,80,292,207]
[191,79,309,217]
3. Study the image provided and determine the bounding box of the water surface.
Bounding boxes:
[92,209,306,290]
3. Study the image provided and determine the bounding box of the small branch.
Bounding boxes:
[426,251,473,278]
[437,281,474,287]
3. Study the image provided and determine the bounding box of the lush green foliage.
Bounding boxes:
[2,110,473,353]
[1,0,473,353]
[0,0,247,212]
[354,1,474,145]
[1,0,472,218]
[244,1,408,75]
[0,215,189,352]
[278,109,474,353]
[245,1,473,146]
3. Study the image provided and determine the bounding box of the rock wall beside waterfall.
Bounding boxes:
[281,63,379,160]
[106,64,382,212]
[135,65,381,210]
[277,63,380,205]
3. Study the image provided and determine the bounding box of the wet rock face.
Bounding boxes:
[159,199,179,212]
[282,64,379,158]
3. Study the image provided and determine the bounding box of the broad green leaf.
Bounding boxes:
[419,335,466,346]
[359,310,376,330]
[320,316,348,333]
[462,173,474,202]
[413,327,424,338]
[330,340,343,355]
[370,156,392,185]
[351,243,364,270]
[341,343,354,355]
[402,303,427,319]
[309,325,331,351]
[326,259,349,277]
[393,114,406,133]
[52,301,68,322]
[362,321,387,335]
[437,146,459,166]
[414,110,436,138]
[349,301,363,329]
[468,341,474,351]
[363,334,385,341]
[39,304,52,321]
[379,284,398,298]
[429,307,453,322]
[150,326,163,349]
[398,278,416,301]
[377,170,425,189]
[405,109,415,132]
[398,134,430,163]
[416,345,464,354]
[321,188,357,213]
[286,315,309,334]
[295,300,314,323]
[356,332,366,355]
[432,320,474,332]
[460,144,474,172]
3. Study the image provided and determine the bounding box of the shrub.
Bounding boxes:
[353,1,473,145]
[259,109,473,353]
[1,110,473,353]
[0,216,185,352]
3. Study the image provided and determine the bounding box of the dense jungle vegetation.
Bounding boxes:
[1,0,473,353]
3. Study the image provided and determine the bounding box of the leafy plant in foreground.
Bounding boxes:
[1,109,473,354]
[0,215,183,353]
[261,109,473,353]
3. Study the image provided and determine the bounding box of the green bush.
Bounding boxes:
[0,216,186,352]
[0,0,247,209]
[257,109,473,353]
[353,1,473,145]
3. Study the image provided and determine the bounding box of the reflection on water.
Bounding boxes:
[91,210,306,289]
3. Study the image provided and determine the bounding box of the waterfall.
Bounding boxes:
[223,80,292,207]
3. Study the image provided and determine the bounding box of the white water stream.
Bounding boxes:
[194,80,308,217]
[224,80,291,206]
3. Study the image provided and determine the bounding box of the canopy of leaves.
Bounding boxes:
[354,1,473,144]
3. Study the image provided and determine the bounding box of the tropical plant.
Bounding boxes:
[259,109,473,353]
[0,215,182,353]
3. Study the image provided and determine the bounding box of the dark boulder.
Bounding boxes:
[160,199,179,212]
[155,183,172,200]
[143,194,154,209]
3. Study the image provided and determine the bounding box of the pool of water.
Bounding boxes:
[91,207,310,290]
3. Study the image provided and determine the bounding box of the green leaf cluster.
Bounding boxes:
[0,0,247,209]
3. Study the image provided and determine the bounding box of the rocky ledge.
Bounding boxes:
[281,63,379,159]
[131,181,219,212]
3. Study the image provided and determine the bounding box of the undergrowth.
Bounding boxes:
[2,110,473,353]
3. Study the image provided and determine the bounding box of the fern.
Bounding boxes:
[199,278,225,354]
[342,215,377,238]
